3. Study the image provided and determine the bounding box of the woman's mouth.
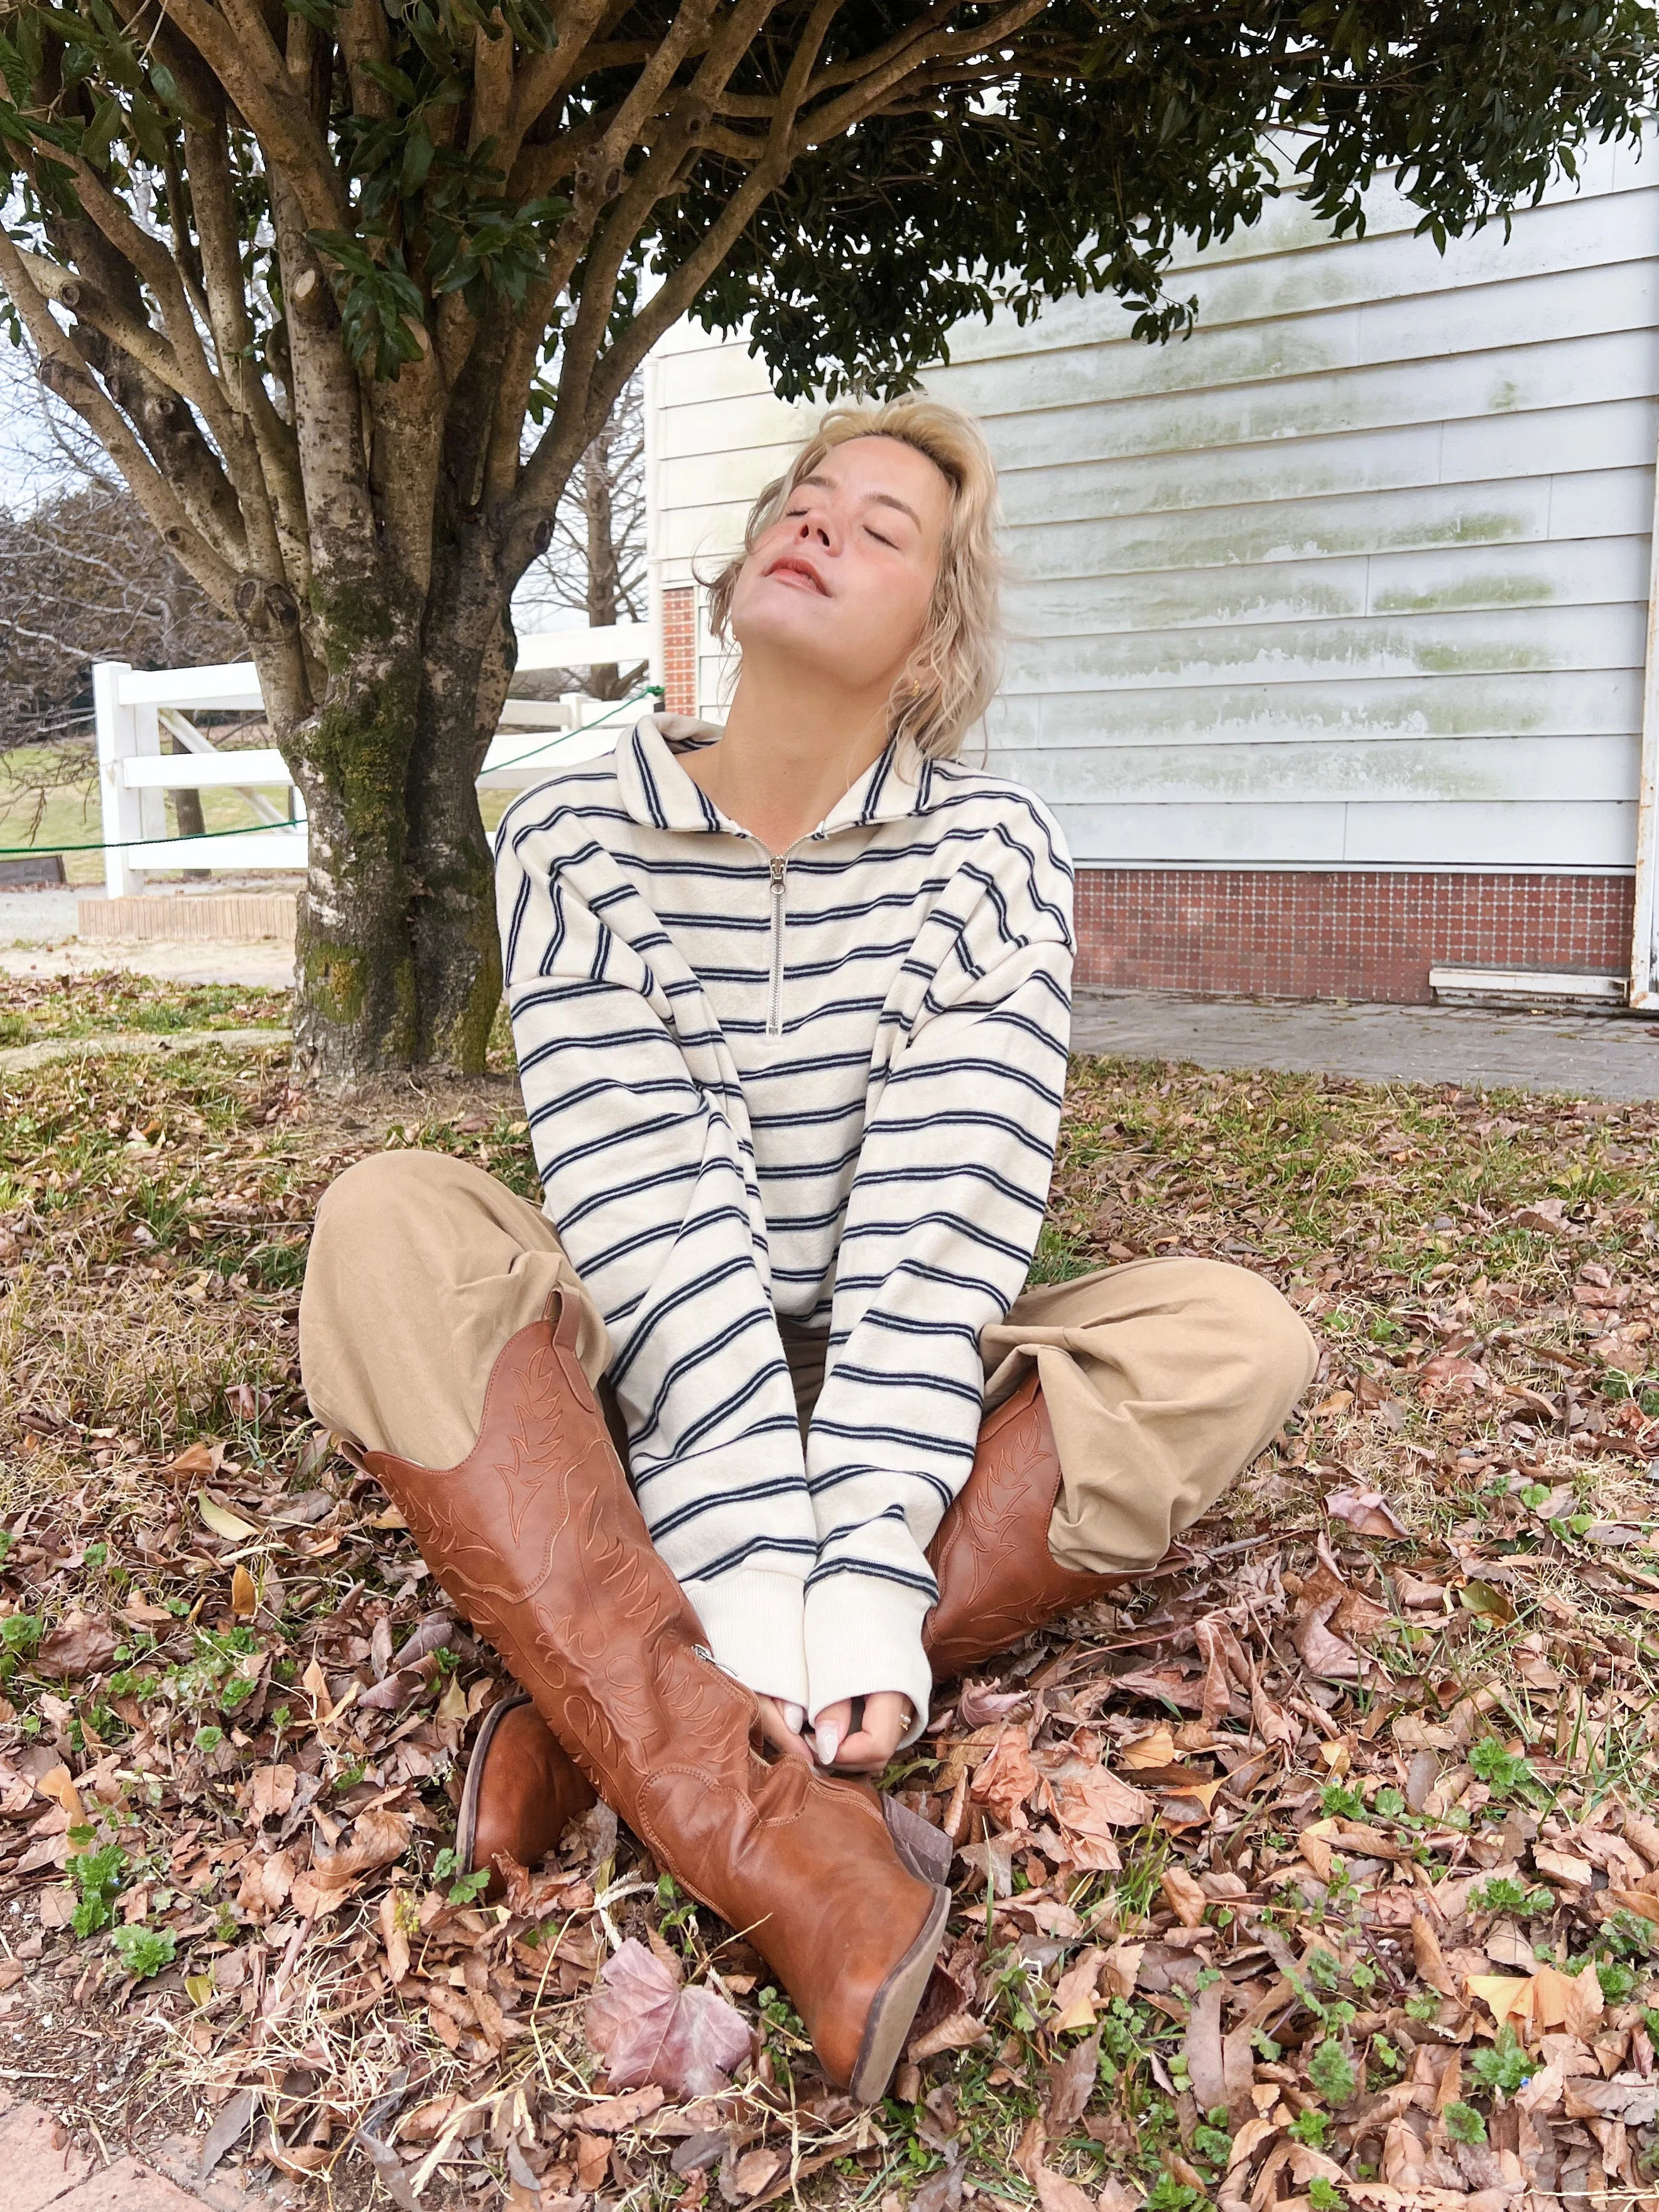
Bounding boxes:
[766,555,829,594]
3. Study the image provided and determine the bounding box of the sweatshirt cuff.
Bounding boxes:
[804,1575,933,1751]
[681,1568,808,1709]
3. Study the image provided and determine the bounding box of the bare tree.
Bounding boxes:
[0,2,1648,1076]
[516,376,645,702]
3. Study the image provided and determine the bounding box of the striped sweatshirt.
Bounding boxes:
[496,712,1074,1736]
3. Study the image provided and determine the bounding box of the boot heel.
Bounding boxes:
[849,1882,950,2106]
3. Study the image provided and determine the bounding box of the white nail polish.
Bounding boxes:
[783,1703,806,1735]
[815,1723,840,1767]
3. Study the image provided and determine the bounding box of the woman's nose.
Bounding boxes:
[796,513,833,547]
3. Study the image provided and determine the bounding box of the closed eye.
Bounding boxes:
[866,526,897,548]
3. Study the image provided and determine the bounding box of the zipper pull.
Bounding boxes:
[770,856,785,890]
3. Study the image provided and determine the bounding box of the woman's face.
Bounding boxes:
[727,435,950,694]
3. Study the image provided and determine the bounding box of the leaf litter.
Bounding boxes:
[4,991,1659,2207]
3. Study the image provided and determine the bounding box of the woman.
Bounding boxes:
[300,397,1316,2101]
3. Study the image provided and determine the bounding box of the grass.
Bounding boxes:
[0,741,294,888]
[3,973,1659,2208]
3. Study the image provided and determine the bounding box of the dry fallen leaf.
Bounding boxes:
[971,1725,1040,1829]
[1119,1725,1178,1770]
[170,1440,223,1477]
[1044,2028,1101,2136]
[231,1564,258,1618]
[585,1937,751,2096]
[1327,1487,1410,1539]
[908,2010,993,2061]
[1045,1760,1155,1839]
[291,1809,411,1916]
[731,2149,784,2201]
[1183,1978,1226,2111]
[197,1490,258,1542]
[36,1611,117,1681]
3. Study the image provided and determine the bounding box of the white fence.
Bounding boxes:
[92,622,654,898]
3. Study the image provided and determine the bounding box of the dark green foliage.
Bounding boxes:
[1471,2025,1534,2096]
[69,1841,128,1936]
[1469,1738,1540,1799]
[1307,2040,1358,2107]
[109,1923,176,1978]
[1,4,1654,406]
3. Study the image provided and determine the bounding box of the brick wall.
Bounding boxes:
[661,586,697,716]
[1074,869,1634,1003]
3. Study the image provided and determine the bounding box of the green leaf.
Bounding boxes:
[400,122,435,199]
[79,95,122,172]
[110,1924,176,1979]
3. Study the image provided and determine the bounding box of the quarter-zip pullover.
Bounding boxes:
[495,713,1074,1733]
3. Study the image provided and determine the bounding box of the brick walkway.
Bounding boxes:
[1072,988,1659,1102]
[2,2087,291,2212]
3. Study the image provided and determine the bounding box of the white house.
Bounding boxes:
[641,137,1659,1010]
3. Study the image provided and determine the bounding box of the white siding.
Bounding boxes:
[647,140,1659,874]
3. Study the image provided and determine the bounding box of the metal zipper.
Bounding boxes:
[766,854,786,1037]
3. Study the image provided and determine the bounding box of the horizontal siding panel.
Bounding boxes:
[996,734,1637,805]
[1007,509,1645,600]
[994,410,1654,535]
[1060,800,1350,863]
[1341,801,1634,869]
[942,189,1651,364]
[1001,602,1645,691]
[1058,799,1632,869]
[935,330,1659,472]
[936,264,1658,419]
[1023,670,1642,746]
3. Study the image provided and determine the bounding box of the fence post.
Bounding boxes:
[92,662,144,898]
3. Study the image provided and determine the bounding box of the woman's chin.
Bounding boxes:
[733,611,894,690]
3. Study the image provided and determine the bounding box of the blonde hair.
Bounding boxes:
[705,395,1003,762]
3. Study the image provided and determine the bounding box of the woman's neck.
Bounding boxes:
[682,652,893,853]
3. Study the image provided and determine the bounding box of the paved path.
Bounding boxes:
[1,2087,289,2212]
[0,942,295,989]
[1072,989,1659,1101]
[0,1027,290,1075]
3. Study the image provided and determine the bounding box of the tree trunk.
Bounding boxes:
[584,428,623,702]
[261,579,426,1081]
[256,549,514,1083]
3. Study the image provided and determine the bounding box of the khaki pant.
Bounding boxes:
[300,1150,1317,1574]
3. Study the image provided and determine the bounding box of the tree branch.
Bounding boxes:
[157,0,349,234]
[0,227,241,613]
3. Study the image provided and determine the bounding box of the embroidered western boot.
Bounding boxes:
[458,1692,597,1901]
[364,1294,949,2103]
[922,1371,1137,1678]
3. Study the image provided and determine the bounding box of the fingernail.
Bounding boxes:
[783,1703,806,1735]
[815,1722,840,1767]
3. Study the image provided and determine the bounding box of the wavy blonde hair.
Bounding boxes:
[705,395,1003,762]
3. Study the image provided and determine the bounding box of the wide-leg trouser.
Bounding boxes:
[299,1150,1317,1575]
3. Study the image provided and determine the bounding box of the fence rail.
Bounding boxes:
[92,623,655,898]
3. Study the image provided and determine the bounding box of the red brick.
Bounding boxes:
[52,2155,204,2211]
[0,2099,94,2211]
[1073,868,1633,1003]
[661,586,696,716]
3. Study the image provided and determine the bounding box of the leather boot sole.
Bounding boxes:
[849,1880,950,2105]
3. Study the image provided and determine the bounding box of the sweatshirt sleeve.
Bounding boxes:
[802,805,1074,1740]
[496,795,814,1708]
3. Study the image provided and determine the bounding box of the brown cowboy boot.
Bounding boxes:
[458,1693,596,1902]
[922,1370,1135,1679]
[365,1293,948,2103]
[457,1371,1143,1880]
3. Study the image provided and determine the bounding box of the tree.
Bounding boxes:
[0,3,1651,1077]
[516,373,645,702]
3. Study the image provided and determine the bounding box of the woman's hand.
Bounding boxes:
[812,1692,913,1773]
[756,1696,812,1763]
